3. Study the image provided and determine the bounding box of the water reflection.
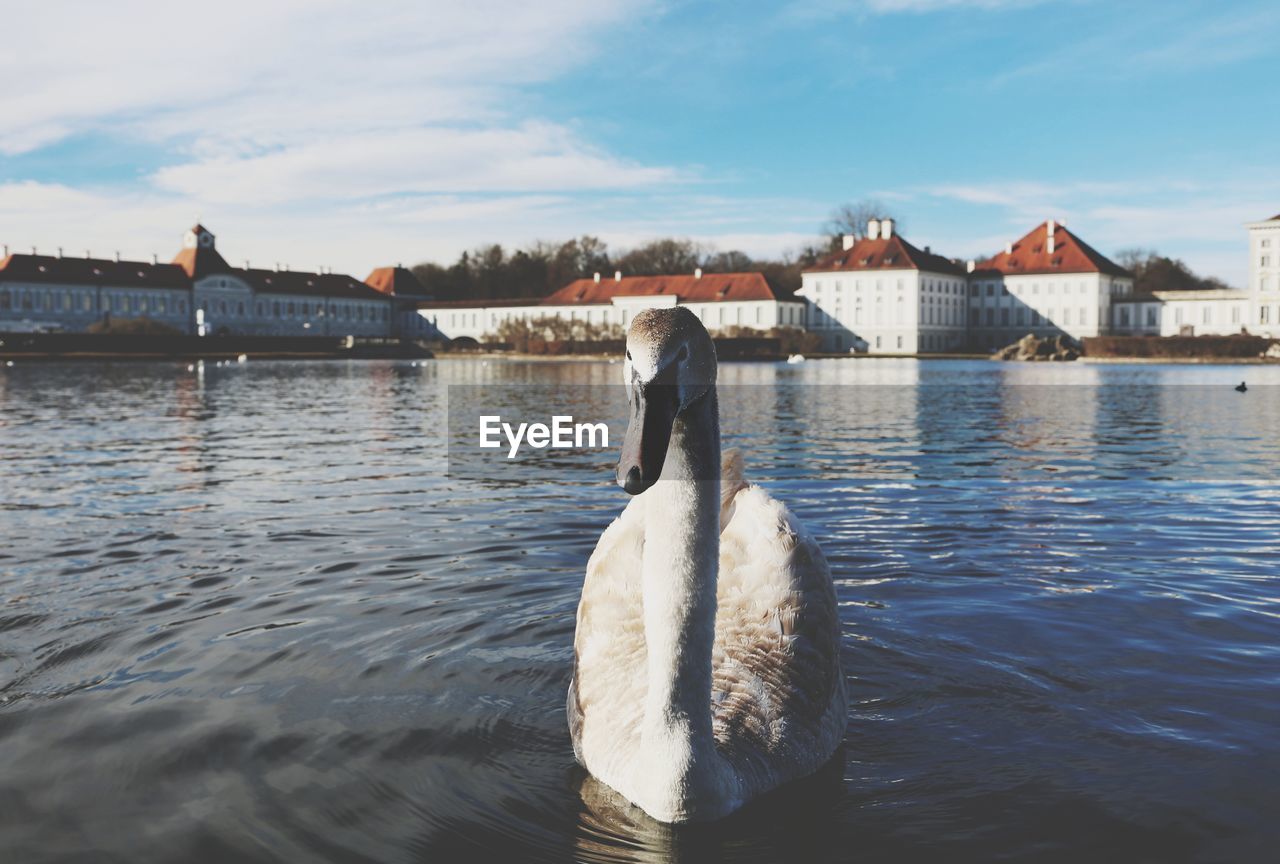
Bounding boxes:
[0,358,1278,862]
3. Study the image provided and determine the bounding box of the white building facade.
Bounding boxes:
[1247,213,1280,338]
[798,218,969,354]
[967,220,1134,350]
[418,271,805,342]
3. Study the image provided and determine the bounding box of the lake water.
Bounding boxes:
[1,358,1278,862]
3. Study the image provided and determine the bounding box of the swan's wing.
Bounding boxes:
[712,457,847,795]
[568,497,647,771]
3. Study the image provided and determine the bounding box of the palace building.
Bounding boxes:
[797,218,969,354]
[417,271,805,342]
[0,224,425,339]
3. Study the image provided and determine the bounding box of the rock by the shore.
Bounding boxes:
[994,333,1081,362]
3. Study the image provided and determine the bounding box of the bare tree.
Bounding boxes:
[823,200,903,247]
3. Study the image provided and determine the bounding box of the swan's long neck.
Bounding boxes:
[639,389,721,780]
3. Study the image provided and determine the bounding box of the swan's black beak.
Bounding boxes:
[617,372,679,496]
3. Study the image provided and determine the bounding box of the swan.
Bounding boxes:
[568,307,847,823]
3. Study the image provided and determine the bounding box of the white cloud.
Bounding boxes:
[151,123,681,205]
[783,0,1047,20]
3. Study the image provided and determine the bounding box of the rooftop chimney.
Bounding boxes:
[32,245,38,255]
[866,219,881,241]
[694,267,703,279]
[57,247,63,258]
[881,218,894,239]
[114,251,121,262]
[151,253,158,265]
[1046,219,1056,254]
[245,260,251,269]
[593,272,601,283]
[966,260,976,273]
[842,234,855,251]
[85,250,91,259]
[614,270,622,282]
[275,262,281,272]
[2,244,8,257]
[1004,242,1013,255]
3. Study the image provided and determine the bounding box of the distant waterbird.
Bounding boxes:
[1236,381,1248,393]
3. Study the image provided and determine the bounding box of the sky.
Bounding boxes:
[1,0,1277,286]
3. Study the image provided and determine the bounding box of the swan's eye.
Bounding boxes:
[676,346,688,362]
[625,350,632,361]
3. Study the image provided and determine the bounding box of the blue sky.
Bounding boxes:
[0,0,1276,285]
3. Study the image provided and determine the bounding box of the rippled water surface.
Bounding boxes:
[2,358,1278,862]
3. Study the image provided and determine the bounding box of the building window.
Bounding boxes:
[1146,308,1157,326]
[1001,308,1010,325]
[1203,306,1212,324]
[157,298,167,314]
[1231,306,1241,324]
[273,301,281,317]
[1175,308,1183,325]
[287,302,295,315]
[1262,306,1270,324]
[83,294,93,312]
[1263,256,1271,267]
[875,336,882,349]
[896,335,903,349]
[0,290,8,310]
[237,302,245,316]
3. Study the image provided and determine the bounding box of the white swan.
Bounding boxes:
[568,307,847,823]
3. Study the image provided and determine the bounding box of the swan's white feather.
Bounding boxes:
[569,449,846,816]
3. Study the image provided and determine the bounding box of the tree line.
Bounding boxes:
[409,200,903,302]
[1113,249,1233,294]
[408,201,1232,301]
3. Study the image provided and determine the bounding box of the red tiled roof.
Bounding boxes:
[542,272,780,306]
[0,253,191,290]
[973,221,1129,278]
[172,245,233,279]
[804,235,966,276]
[364,266,429,297]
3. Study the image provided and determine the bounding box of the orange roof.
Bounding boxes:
[974,221,1129,278]
[364,266,429,297]
[0,253,191,290]
[804,234,965,276]
[542,272,780,306]
[172,244,232,279]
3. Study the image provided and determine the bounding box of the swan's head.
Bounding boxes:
[617,307,717,495]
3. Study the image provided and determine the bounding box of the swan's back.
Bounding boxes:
[569,451,847,803]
